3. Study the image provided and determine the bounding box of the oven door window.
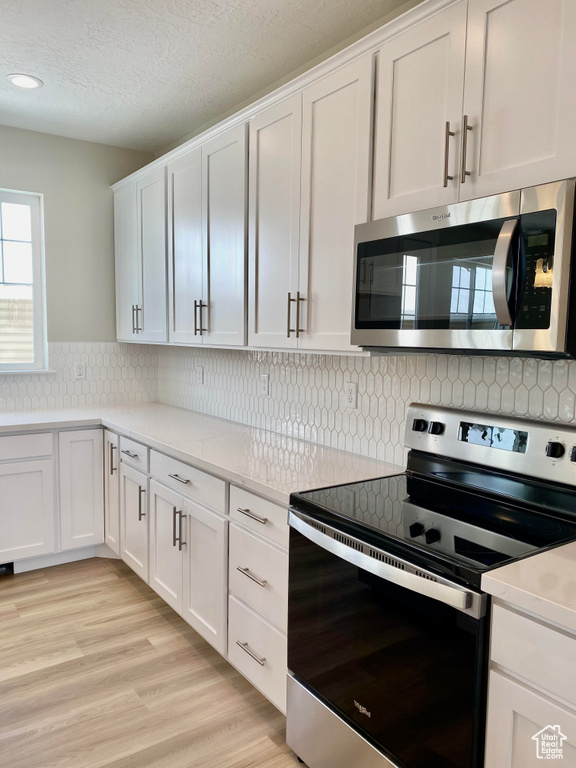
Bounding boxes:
[288,528,486,768]
[355,218,515,331]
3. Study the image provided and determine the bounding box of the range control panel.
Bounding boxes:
[405,403,576,487]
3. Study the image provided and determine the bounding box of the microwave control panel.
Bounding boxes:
[515,210,556,330]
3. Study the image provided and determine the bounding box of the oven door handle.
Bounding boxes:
[290,511,479,616]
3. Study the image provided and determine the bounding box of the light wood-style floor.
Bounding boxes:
[0,557,300,768]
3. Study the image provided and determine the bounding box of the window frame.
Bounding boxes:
[0,188,48,373]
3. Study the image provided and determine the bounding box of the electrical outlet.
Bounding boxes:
[345,381,358,409]
[74,362,86,381]
[342,489,356,516]
[259,373,270,396]
[194,366,204,385]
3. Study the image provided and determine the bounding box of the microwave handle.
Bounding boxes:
[289,509,481,616]
[492,218,519,327]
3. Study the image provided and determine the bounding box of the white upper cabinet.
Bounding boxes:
[137,167,168,342]
[373,1,467,218]
[462,0,576,200]
[248,95,302,349]
[298,55,373,353]
[168,148,204,345]
[114,183,140,342]
[202,124,248,347]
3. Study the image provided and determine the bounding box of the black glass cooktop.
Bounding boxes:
[290,452,576,587]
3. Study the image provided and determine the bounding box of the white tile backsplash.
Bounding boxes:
[157,347,576,464]
[0,342,157,412]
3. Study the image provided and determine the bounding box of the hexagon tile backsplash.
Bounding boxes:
[156,347,576,465]
[0,342,158,413]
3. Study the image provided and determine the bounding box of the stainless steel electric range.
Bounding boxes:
[286,404,576,768]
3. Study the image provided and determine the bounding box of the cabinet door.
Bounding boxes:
[137,167,167,342]
[298,56,373,352]
[168,148,204,345]
[485,671,576,767]
[248,96,302,349]
[59,429,104,551]
[181,498,228,655]
[104,430,120,555]
[120,463,149,582]
[0,459,55,561]
[149,480,184,614]
[462,0,576,200]
[114,183,140,342]
[373,1,467,218]
[202,124,247,347]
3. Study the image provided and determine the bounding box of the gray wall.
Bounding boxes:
[0,125,152,342]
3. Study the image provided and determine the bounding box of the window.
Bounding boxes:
[0,189,46,371]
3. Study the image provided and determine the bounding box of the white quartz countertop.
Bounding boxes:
[0,404,400,505]
[482,541,576,633]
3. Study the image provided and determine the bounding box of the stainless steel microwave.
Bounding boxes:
[351,180,576,357]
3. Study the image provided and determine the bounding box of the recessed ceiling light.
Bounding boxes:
[6,74,44,90]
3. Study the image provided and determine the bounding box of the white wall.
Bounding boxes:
[0,125,152,342]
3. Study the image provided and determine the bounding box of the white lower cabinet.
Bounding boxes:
[0,457,55,562]
[228,488,289,713]
[181,498,228,655]
[59,429,104,551]
[485,603,576,766]
[149,480,184,613]
[228,595,287,713]
[104,430,120,555]
[120,462,149,581]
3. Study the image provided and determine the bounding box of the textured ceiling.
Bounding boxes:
[0,0,418,152]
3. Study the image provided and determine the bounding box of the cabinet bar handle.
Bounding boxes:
[443,121,455,187]
[121,449,139,459]
[236,640,266,666]
[295,292,305,338]
[178,510,185,551]
[172,506,178,547]
[460,115,473,183]
[110,443,117,474]
[136,305,143,332]
[138,487,146,520]
[169,473,190,485]
[131,305,136,334]
[237,507,268,525]
[194,300,199,336]
[198,301,207,335]
[236,566,267,588]
[287,292,296,337]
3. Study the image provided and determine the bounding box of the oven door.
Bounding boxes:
[287,510,488,768]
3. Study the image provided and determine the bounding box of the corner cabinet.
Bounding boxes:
[115,167,167,343]
[167,124,247,346]
[248,55,373,352]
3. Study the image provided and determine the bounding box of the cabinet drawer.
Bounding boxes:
[150,450,225,512]
[119,436,149,472]
[491,604,576,706]
[229,524,288,632]
[228,595,287,713]
[0,432,53,461]
[230,486,288,548]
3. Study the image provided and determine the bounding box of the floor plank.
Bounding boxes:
[0,558,299,768]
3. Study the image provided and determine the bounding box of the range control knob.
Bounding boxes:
[409,522,425,538]
[425,528,441,544]
[570,446,576,462]
[412,418,428,433]
[428,421,445,436]
[545,441,565,459]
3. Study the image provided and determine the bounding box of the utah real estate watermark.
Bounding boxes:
[532,725,567,760]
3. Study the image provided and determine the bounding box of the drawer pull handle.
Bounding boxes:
[236,641,266,667]
[237,507,268,525]
[169,473,190,485]
[121,450,139,459]
[236,566,267,588]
